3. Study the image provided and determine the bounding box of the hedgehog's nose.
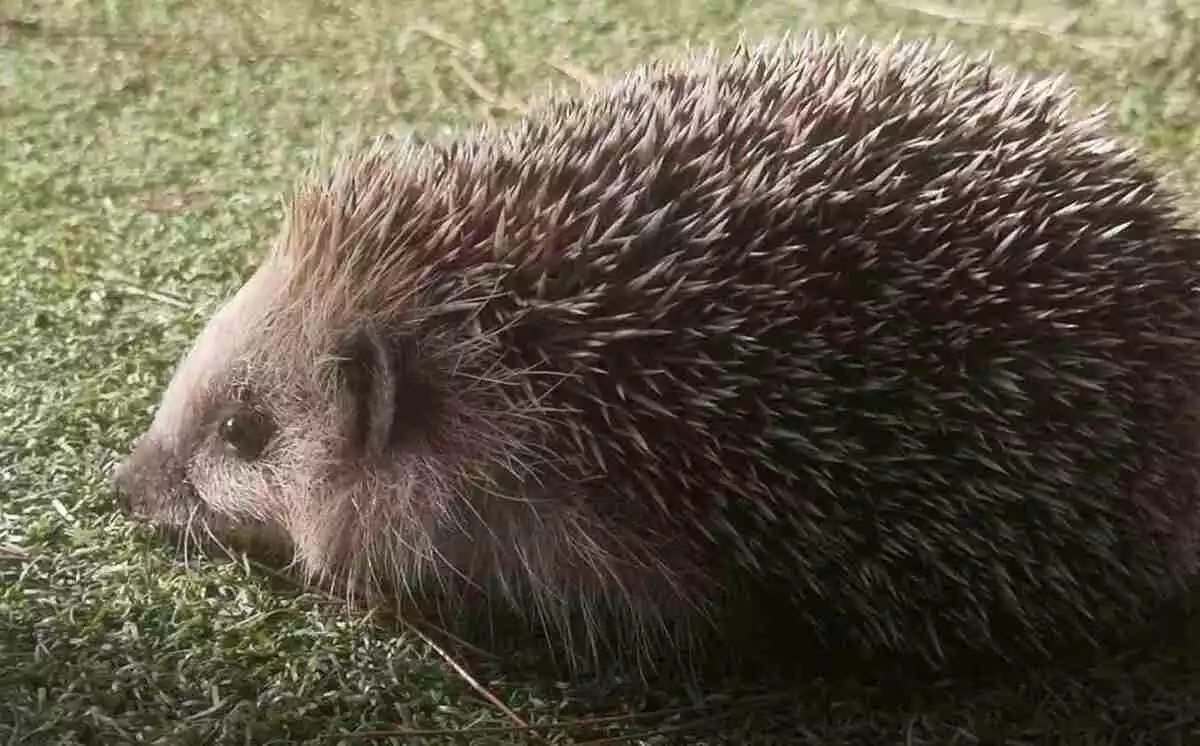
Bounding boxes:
[110,458,134,512]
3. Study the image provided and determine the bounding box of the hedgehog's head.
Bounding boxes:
[113,262,294,556]
[114,146,457,589]
[110,141,614,615]
[113,263,469,587]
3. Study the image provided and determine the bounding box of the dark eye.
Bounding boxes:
[217,409,274,460]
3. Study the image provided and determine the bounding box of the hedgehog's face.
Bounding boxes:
[112,263,311,562]
[111,259,468,592]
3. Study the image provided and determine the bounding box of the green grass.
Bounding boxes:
[4,0,1200,743]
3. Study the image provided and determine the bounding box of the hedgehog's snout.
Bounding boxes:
[111,458,133,512]
[111,439,194,520]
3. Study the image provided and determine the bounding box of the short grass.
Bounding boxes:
[4,0,1200,743]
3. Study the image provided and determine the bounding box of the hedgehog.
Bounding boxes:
[112,31,1200,676]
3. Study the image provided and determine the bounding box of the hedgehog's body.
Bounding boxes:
[114,33,1200,674]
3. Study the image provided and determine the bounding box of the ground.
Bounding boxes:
[4,0,1200,743]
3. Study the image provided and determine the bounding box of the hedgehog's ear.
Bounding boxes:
[325,322,432,455]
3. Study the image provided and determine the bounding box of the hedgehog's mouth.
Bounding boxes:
[142,504,296,572]
[114,470,294,570]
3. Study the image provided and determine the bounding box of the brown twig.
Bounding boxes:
[447,56,527,114]
[405,622,547,742]
[83,269,193,310]
[546,58,601,91]
[0,542,31,560]
[409,20,475,58]
[876,0,1135,56]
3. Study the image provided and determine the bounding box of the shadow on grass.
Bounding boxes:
[231,554,1200,742]
[425,591,1200,743]
[4,519,1200,743]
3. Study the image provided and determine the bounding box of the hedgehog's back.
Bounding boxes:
[514,37,1200,662]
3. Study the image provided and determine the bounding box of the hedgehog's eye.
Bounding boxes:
[217,409,274,460]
